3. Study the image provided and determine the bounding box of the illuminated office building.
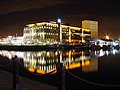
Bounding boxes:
[82,20,98,39]
[23,21,91,44]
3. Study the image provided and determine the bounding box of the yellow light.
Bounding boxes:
[36,22,46,26]
[61,25,68,28]
[51,70,57,74]
[82,39,85,43]
[66,62,81,69]
[84,29,90,32]
[36,22,58,27]
[36,69,45,74]
[85,60,90,66]
[82,61,85,66]
[28,67,35,72]
[70,26,80,31]
[26,24,35,27]
[106,35,110,39]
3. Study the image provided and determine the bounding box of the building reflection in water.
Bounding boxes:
[0,49,120,74]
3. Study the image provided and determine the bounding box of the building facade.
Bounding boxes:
[82,20,98,39]
[23,21,91,45]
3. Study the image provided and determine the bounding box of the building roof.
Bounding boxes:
[90,38,113,42]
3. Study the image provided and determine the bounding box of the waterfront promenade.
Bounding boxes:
[0,69,57,90]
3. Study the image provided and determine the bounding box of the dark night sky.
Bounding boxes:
[0,0,120,39]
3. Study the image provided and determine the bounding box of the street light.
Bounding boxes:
[57,18,62,43]
[106,35,110,40]
[57,18,61,23]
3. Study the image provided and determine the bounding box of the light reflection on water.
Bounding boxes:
[0,49,120,75]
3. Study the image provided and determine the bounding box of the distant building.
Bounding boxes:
[23,21,91,44]
[90,38,120,48]
[0,36,24,45]
[82,20,98,39]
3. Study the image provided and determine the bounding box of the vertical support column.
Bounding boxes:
[56,63,66,90]
[31,27,34,40]
[57,51,65,90]
[13,55,19,89]
[43,26,45,42]
[68,27,71,43]
[82,29,84,43]
[57,19,62,44]
[58,23,62,43]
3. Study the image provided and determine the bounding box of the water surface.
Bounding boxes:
[0,49,120,89]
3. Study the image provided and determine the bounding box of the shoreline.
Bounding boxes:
[0,45,55,51]
[0,44,91,51]
[0,44,118,51]
[0,45,91,51]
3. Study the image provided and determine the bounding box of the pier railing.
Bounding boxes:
[0,55,66,90]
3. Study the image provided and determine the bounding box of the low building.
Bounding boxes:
[23,21,91,45]
[90,38,120,49]
[0,36,24,45]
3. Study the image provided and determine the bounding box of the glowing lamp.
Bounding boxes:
[106,35,110,40]
[57,19,61,23]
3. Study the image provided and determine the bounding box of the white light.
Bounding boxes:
[57,19,61,23]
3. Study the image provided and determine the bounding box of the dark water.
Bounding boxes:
[0,49,120,89]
